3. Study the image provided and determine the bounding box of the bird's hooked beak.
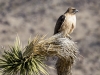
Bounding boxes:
[75,9,78,13]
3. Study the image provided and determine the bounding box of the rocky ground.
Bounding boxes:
[0,0,100,75]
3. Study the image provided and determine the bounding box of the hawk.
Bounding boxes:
[54,7,78,39]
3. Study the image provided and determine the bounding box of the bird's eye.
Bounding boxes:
[72,9,75,11]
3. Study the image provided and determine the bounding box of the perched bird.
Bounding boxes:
[54,7,78,39]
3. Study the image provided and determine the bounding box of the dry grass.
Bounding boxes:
[24,33,79,59]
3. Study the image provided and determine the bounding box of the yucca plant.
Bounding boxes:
[0,33,79,75]
[0,36,49,75]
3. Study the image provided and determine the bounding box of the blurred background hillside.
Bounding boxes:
[0,0,100,75]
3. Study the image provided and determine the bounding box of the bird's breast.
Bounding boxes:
[65,15,76,24]
[64,14,76,28]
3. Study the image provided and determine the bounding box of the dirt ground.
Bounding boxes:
[0,0,100,75]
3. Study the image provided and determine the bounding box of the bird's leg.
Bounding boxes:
[66,34,72,40]
[62,31,72,39]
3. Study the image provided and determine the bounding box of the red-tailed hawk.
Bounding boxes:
[54,7,78,39]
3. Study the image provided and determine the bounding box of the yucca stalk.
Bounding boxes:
[23,34,79,75]
[0,36,49,75]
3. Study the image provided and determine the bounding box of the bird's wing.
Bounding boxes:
[54,15,65,34]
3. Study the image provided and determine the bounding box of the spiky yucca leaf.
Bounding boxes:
[0,36,49,75]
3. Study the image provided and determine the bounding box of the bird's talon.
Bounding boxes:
[68,36,72,40]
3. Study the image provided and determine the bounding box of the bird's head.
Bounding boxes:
[65,7,78,14]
